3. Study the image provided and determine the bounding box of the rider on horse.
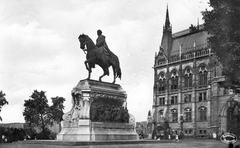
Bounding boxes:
[96,30,110,56]
[78,32,121,83]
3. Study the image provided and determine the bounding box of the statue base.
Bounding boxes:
[57,79,138,141]
[57,119,91,141]
[91,122,137,141]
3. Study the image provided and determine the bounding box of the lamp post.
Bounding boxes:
[179,114,185,132]
[226,95,240,136]
[178,114,185,139]
[227,97,235,123]
[215,115,222,140]
[180,114,184,131]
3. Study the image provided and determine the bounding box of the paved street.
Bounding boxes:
[1,139,239,148]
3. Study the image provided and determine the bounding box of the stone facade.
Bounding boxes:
[152,7,235,138]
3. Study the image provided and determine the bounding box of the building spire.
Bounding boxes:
[163,4,172,32]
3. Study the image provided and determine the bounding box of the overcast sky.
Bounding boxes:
[0,0,210,123]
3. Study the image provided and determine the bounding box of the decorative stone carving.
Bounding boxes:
[57,79,137,141]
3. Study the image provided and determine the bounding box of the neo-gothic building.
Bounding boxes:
[152,7,240,138]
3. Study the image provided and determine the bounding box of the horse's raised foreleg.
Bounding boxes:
[84,60,92,80]
[84,61,89,71]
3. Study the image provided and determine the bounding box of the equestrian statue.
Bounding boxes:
[78,31,121,84]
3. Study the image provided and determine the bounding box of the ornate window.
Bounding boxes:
[170,96,178,104]
[184,108,192,122]
[184,69,193,88]
[184,94,192,103]
[199,106,207,121]
[196,51,200,57]
[159,110,164,117]
[171,71,178,90]
[171,109,178,122]
[159,97,165,105]
[158,73,166,93]
[158,59,165,65]
[199,92,207,102]
[199,65,208,86]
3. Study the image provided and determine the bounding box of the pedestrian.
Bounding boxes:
[175,134,179,143]
[228,142,234,148]
[2,135,5,143]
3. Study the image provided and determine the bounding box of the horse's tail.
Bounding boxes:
[116,67,122,80]
[114,54,121,80]
[109,51,121,80]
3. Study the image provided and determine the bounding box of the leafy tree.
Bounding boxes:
[23,90,65,139]
[0,91,8,121]
[202,0,240,91]
[49,96,65,132]
[50,96,65,123]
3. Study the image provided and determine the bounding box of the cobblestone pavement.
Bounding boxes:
[0,139,239,148]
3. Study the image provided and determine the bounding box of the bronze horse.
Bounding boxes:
[78,34,121,83]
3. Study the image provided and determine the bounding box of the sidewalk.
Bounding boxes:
[19,139,174,146]
[18,138,233,146]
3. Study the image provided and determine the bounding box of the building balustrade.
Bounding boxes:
[155,48,212,67]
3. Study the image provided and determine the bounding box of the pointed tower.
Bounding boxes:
[160,5,173,58]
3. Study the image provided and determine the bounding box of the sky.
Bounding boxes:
[0,0,210,123]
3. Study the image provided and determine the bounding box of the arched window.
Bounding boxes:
[169,58,172,63]
[197,51,200,57]
[158,73,165,93]
[159,110,164,117]
[184,69,193,88]
[158,59,165,65]
[171,109,178,122]
[184,108,192,122]
[199,106,207,121]
[171,71,178,90]
[199,65,208,86]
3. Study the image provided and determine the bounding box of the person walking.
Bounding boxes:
[175,133,179,143]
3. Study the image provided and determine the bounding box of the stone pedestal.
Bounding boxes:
[57,119,91,141]
[57,79,138,141]
[91,122,137,141]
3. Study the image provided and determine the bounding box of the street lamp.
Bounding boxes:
[179,114,184,131]
[227,97,235,132]
[227,98,235,108]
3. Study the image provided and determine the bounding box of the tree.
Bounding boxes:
[202,0,240,91]
[50,96,65,123]
[0,91,8,121]
[23,90,65,139]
